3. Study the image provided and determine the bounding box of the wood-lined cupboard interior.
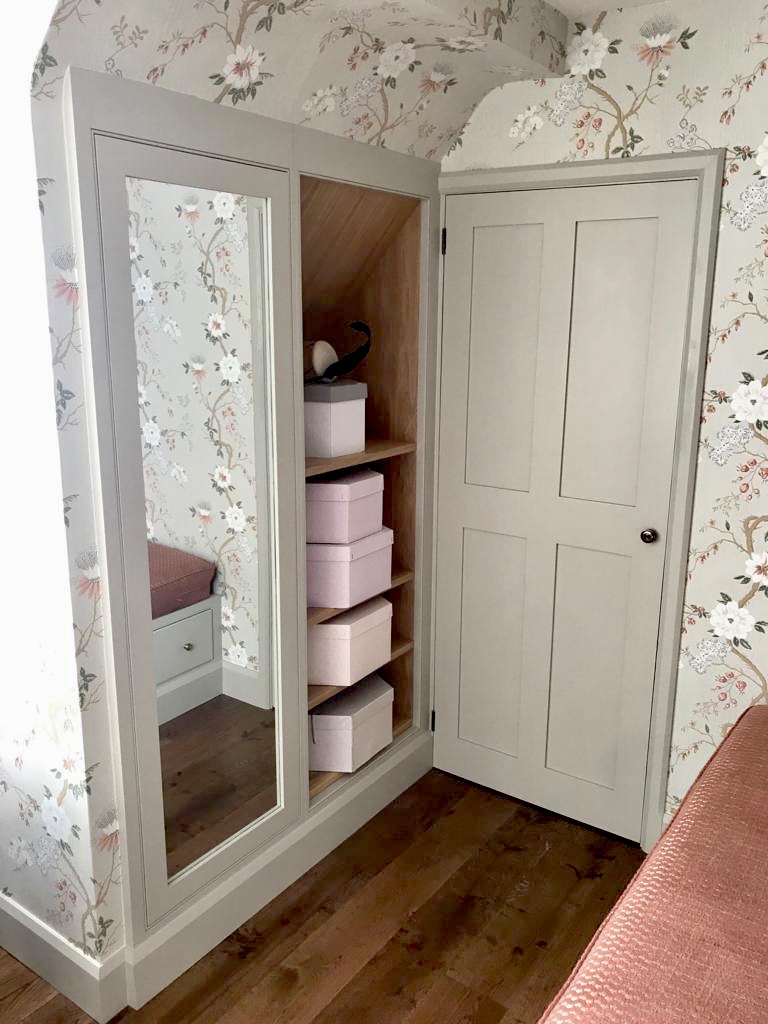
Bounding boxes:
[300,175,423,800]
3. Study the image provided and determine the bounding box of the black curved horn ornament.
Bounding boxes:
[318,321,372,382]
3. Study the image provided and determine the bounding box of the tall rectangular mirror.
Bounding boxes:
[126,178,277,878]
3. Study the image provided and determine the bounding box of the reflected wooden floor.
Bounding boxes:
[160,694,277,876]
[0,771,644,1024]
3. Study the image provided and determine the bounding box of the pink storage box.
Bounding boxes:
[307,527,393,609]
[306,469,384,544]
[304,381,367,459]
[308,673,393,772]
[308,596,392,686]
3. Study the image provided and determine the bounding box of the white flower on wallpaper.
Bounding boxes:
[302,86,339,117]
[8,837,36,867]
[142,420,161,447]
[163,317,182,339]
[566,29,610,77]
[212,191,237,221]
[222,45,265,88]
[745,551,768,582]
[730,379,768,423]
[709,601,756,641]
[376,41,418,81]
[218,352,242,385]
[509,104,543,141]
[134,273,154,304]
[757,133,768,176]
[207,312,227,338]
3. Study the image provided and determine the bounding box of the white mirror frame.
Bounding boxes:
[66,84,302,928]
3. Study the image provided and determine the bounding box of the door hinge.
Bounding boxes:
[430,709,436,732]
[441,227,447,255]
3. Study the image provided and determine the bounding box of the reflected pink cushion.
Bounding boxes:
[147,542,216,619]
[539,706,768,1024]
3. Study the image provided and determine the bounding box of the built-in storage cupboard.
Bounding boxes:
[64,69,437,1015]
[300,177,423,799]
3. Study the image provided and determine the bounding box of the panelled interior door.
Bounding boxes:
[433,180,700,841]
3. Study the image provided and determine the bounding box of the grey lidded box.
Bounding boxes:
[304,381,368,403]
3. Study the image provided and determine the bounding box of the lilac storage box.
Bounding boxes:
[306,469,384,544]
[308,673,394,772]
[307,527,393,609]
[308,596,392,686]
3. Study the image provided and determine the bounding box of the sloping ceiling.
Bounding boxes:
[37,0,568,159]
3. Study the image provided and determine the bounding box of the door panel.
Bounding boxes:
[561,217,658,507]
[546,544,631,789]
[458,528,526,757]
[465,223,543,492]
[434,180,700,840]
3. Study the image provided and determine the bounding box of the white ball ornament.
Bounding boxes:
[311,339,339,377]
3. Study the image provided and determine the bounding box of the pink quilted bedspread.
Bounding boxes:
[540,705,768,1024]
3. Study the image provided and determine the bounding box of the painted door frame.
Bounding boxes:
[436,150,724,851]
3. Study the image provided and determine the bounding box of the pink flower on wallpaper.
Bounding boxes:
[74,548,101,599]
[95,809,120,854]
[638,17,676,66]
[51,246,79,305]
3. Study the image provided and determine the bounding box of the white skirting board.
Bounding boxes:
[0,893,127,1023]
[156,664,222,725]
[1,730,432,1017]
[221,661,273,710]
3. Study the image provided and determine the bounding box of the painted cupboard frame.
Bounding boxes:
[64,67,438,1013]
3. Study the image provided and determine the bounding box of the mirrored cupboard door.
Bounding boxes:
[91,135,301,921]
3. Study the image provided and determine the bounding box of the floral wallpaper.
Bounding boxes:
[17,0,569,964]
[444,0,768,819]
[128,177,265,672]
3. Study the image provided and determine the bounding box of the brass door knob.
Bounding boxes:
[640,529,659,544]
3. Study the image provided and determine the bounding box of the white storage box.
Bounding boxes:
[304,381,367,459]
[308,674,394,772]
[306,469,384,544]
[307,526,393,609]
[308,596,392,686]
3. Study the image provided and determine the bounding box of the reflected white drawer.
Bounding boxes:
[153,607,214,685]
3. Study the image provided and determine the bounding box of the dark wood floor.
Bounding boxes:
[160,695,277,875]
[0,771,643,1024]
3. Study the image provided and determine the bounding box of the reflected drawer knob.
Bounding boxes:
[182,642,195,652]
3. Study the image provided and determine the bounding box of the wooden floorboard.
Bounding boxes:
[159,694,277,876]
[0,771,643,1024]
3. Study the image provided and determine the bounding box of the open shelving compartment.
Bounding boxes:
[300,174,422,802]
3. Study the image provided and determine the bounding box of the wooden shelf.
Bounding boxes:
[308,715,413,799]
[307,684,346,711]
[307,568,414,626]
[390,636,414,661]
[305,439,416,478]
[307,636,414,712]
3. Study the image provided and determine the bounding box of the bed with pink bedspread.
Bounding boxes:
[540,705,768,1024]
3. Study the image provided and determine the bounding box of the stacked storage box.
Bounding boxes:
[307,469,394,771]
